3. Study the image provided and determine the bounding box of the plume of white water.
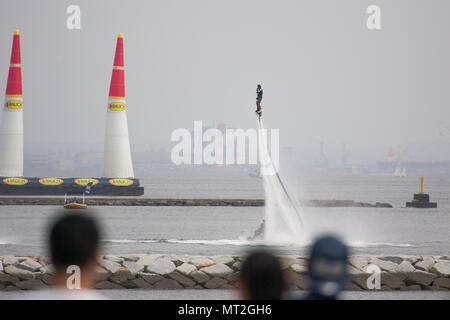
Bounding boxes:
[257,117,305,245]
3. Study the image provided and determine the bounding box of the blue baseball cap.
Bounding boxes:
[307,235,349,298]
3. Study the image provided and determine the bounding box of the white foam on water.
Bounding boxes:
[102,238,298,247]
[102,238,414,249]
[165,239,253,246]
[257,117,306,245]
[102,238,257,246]
[102,239,159,244]
[0,237,16,245]
[348,241,415,248]
[165,238,311,248]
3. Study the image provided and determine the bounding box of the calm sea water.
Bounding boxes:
[0,174,448,256]
[0,174,448,299]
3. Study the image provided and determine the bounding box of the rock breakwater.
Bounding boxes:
[1,254,448,291]
[0,197,392,207]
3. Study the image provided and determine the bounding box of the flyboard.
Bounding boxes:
[254,111,304,236]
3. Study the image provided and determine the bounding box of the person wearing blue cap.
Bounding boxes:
[303,234,349,300]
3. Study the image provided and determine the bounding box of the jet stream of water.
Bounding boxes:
[256,116,305,245]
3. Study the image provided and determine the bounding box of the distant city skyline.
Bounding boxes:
[2,1,450,166]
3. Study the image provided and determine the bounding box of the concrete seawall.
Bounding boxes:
[0,197,392,207]
[0,254,448,291]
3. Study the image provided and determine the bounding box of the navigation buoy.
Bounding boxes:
[0,30,24,177]
[102,33,135,178]
[406,177,437,208]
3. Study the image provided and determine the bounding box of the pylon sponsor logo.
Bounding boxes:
[109,178,133,186]
[108,102,126,111]
[4,100,22,110]
[74,178,99,186]
[39,178,64,186]
[3,177,28,185]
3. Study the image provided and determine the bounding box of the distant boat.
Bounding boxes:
[394,166,406,177]
[63,192,87,209]
[401,167,406,177]
[64,202,86,209]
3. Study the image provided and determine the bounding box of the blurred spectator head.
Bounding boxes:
[239,249,285,300]
[305,234,349,300]
[48,211,101,288]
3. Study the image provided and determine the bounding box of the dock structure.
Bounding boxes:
[0,178,144,196]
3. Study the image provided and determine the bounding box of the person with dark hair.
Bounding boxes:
[24,211,104,299]
[302,234,349,300]
[238,249,285,300]
[255,84,263,116]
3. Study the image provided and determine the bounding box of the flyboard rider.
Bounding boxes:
[255,84,263,116]
[248,219,266,241]
[249,84,264,240]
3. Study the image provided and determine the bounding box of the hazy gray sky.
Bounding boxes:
[1,0,450,162]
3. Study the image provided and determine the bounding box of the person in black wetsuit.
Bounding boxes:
[255,84,263,116]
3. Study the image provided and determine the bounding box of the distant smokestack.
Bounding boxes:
[102,33,135,178]
[0,30,24,177]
